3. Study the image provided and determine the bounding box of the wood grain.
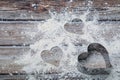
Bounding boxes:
[0,21,119,45]
[0,7,119,21]
[0,22,119,73]
[0,0,119,14]
[0,46,29,74]
[0,0,119,79]
[0,23,39,45]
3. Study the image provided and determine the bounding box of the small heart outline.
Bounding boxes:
[41,46,63,67]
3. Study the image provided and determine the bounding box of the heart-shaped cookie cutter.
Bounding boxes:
[77,43,112,75]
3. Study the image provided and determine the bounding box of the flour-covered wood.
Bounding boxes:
[0,46,29,74]
[0,0,119,80]
[0,22,119,45]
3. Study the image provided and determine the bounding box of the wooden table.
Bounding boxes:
[0,0,120,80]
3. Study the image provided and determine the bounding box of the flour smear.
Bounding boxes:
[16,1,120,80]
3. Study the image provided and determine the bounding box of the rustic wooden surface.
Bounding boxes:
[0,0,120,80]
[0,0,119,10]
[0,23,38,45]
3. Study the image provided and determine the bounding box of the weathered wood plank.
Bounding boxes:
[0,7,119,20]
[0,10,49,20]
[0,23,39,45]
[0,0,119,11]
[0,0,119,20]
[0,46,29,56]
[0,21,119,45]
[91,0,120,7]
[0,46,29,73]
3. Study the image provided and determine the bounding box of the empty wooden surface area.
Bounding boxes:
[0,0,119,80]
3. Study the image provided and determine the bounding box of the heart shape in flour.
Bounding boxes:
[41,46,63,67]
[64,20,84,35]
[77,43,112,75]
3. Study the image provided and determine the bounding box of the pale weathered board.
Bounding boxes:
[0,46,29,73]
[0,22,119,73]
[0,7,120,20]
[0,0,119,20]
[0,10,49,20]
[0,23,39,45]
[0,21,119,45]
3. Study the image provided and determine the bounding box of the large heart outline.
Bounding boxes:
[77,43,113,75]
[41,46,63,67]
